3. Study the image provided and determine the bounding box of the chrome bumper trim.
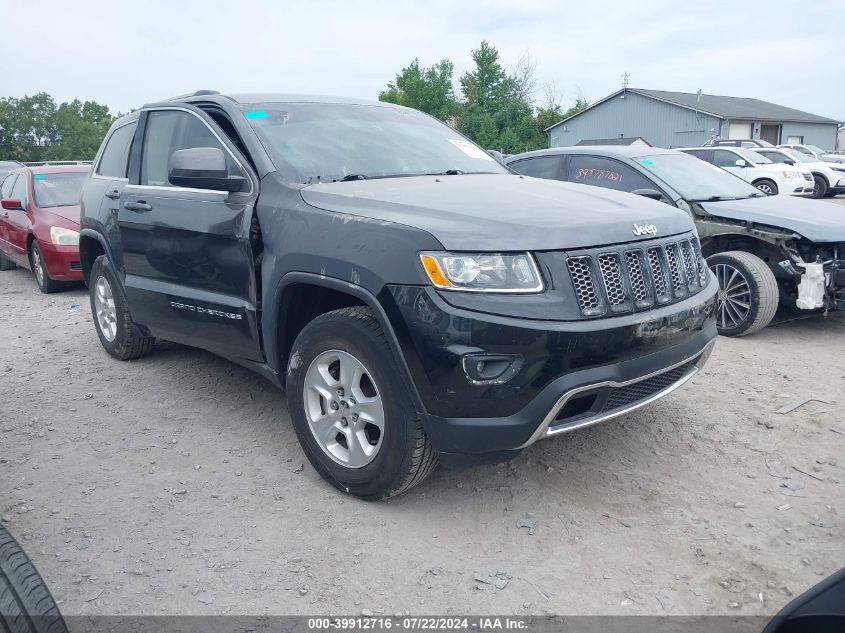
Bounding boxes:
[519,340,715,448]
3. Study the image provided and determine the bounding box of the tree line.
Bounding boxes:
[379,41,589,154]
[0,93,115,162]
[1,42,584,162]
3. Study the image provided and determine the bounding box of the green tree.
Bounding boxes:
[459,41,515,115]
[0,92,114,162]
[378,58,459,120]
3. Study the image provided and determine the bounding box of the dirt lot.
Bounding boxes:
[1,243,844,617]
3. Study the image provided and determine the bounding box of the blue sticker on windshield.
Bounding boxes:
[244,110,268,120]
[639,159,654,165]
[34,173,45,179]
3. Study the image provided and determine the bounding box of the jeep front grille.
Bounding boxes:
[566,233,708,317]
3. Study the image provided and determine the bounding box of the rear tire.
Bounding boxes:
[89,255,155,360]
[707,251,778,337]
[0,524,68,633]
[754,179,778,195]
[0,252,15,271]
[812,175,828,199]
[29,243,62,294]
[286,306,437,500]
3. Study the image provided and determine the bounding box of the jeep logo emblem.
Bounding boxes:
[632,223,658,236]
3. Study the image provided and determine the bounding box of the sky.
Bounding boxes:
[3,0,843,121]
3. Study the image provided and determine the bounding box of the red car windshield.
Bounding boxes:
[33,172,87,208]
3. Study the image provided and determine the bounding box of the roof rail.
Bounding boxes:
[164,90,220,101]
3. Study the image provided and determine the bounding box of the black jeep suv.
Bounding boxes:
[79,91,718,499]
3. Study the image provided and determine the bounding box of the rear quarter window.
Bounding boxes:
[96,122,137,178]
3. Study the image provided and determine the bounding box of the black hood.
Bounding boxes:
[699,196,845,243]
[300,174,695,251]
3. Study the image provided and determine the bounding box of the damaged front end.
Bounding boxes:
[780,241,845,313]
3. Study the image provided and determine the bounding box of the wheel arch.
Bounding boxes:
[700,233,786,266]
[79,229,110,284]
[268,272,426,414]
[811,171,830,186]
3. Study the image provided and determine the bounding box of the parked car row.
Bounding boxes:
[678,146,815,196]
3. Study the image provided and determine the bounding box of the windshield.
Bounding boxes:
[774,149,812,164]
[635,153,762,201]
[32,172,87,208]
[242,103,508,183]
[805,144,826,155]
[735,148,772,164]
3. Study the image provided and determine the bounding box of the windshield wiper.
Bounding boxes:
[338,174,368,182]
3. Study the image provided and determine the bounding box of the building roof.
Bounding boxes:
[575,137,651,146]
[546,88,840,131]
[632,89,839,124]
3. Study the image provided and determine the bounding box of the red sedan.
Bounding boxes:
[0,165,88,293]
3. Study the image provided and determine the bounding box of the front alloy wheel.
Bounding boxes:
[94,276,118,342]
[707,251,778,337]
[286,306,437,499]
[303,349,385,468]
[713,263,751,330]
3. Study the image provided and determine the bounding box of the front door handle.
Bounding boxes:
[124,201,152,212]
[105,189,120,200]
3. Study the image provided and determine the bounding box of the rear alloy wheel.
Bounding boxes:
[754,179,778,195]
[30,242,61,293]
[812,175,828,199]
[708,251,778,337]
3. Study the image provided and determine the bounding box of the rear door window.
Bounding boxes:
[713,149,740,167]
[566,155,655,194]
[509,155,563,180]
[682,149,711,161]
[97,122,137,178]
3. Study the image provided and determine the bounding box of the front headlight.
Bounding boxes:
[420,252,543,293]
[50,226,79,245]
[781,170,800,179]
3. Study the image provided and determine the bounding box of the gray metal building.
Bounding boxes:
[546,88,841,150]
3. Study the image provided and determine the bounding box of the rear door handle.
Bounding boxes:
[124,201,152,212]
[105,189,120,200]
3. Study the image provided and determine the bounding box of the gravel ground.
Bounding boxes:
[1,242,844,617]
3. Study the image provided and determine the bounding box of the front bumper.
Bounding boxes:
[387,276,718,455]
[39,240,82,281]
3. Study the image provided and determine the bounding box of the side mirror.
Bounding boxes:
[783,159,795,165]
[168,147,245,192]
[734,158,748,167]
[631,188,663,201]
[0,198,23,210]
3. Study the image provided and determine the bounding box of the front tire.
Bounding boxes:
[812,175,828,199]
[286,307,437,500]
[754,179,778,195]
[1,524,68,633]
[708,251,778,337]
[30,242,61,294]
[89,255,155,360]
